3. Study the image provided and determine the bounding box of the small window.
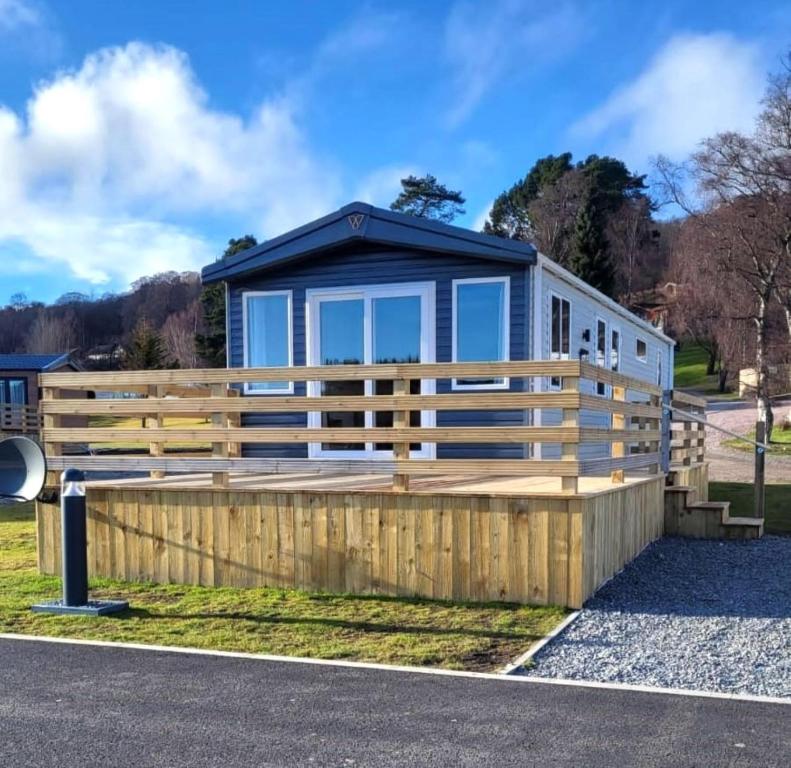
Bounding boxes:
[452,278,509,389]
[0,378,27,405]
[595,318,607,396]
[611,329,621,372]
[636,338,647,362]
[657,351,662,387]
[243,291,293,393]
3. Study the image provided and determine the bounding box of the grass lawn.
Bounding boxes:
[88,414,212,452]
[709,481,791,535]
[0,503,566,671]
[723,427,791,456]
[673,342,738,397]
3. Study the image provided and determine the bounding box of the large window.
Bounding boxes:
[452,277,509,389]
[549,293,571,389]
[243,291,293,393]
[0,378,27,405]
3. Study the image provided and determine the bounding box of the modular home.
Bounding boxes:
[201,201,674,464]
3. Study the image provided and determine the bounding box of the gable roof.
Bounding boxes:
[0,353,80,372]
[202,201,537,284]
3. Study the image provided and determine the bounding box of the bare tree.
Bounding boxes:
[162,301,201,369]
[25,310,76,354]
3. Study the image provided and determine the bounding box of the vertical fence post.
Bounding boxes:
[660,389,672,474]
[610,385,626,484]
[754,420,766,520]
[392,377,410,492]
[147,384,165,479]
[210,383,230,488]
[561,377,579,494]
[41,386,61,488]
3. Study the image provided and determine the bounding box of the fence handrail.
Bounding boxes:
[39,360,662,396]
[39,359,664,492]
[670,405,768,452]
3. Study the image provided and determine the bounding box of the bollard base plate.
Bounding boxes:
[31,599,129,617]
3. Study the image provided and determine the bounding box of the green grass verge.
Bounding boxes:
[0,503,566,671]
[709,481,791,535]
[673,343,738,398]
[723,428,791,455]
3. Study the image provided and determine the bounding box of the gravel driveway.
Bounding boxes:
[523,536,791,698]
[705,399,791,483]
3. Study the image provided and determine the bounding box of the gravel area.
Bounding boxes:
[522,536,791,698]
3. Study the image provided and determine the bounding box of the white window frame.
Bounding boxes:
[305,281,436,460]
[595,315,609,397]
[451,276,511,391]
[242,290,294,395]
[636,337,648,363]
[548,290,572,391]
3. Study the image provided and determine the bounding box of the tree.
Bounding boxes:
[654,52,791,437]
[484,153,573,239]
[124,317,173,370]
[390,175,466,222]
[195,235,258,367]
[570,191,615,296]
[163,301,201,369]
[25,310,76,353]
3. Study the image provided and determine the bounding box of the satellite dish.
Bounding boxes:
[0,436,47,502]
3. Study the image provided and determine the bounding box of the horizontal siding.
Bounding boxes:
[538,266,673,462]
[227,246,531,459]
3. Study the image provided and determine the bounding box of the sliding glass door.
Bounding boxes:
[307,282,435,459]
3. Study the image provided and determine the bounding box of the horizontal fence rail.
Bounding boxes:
[0,404,40,435]
[40,360,664,492]
[670,390,707,467]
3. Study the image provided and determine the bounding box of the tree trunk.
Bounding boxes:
[718,367,728,393]
[706,343,718,376]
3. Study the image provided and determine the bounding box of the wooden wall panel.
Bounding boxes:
[35,477,665,609]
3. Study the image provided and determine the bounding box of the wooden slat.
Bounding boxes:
[43,426,660,444]
[43,455,586,476]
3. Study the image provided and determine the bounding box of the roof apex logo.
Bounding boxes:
[347,213,365,230]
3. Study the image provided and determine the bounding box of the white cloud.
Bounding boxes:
[472,201,493,232]
[0,42,342,286]
[353,165,419,207]
[572,33,765,168]
[0,0,40,31]
[443,0,583,127]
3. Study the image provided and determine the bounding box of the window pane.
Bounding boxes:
[596,320,606,367]
[611,330,620,371]
[373,296,421,364]
[551,296,560,357]
[9,380,26,405]
[320,298,365,450]
[560,299,570,356]
[456,282,505,362]
[636,338,647,360]
[246,294,290,392]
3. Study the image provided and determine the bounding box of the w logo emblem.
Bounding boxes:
[347,213,365,230]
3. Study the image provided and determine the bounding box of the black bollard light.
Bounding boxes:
[32,468,128,617]
[60,468,89,607]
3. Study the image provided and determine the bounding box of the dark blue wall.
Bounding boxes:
[227,245,531,458]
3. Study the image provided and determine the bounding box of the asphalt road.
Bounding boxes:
[0,638,788,768]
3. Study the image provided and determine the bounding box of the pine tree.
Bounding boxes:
[570,193,615,297]
[195,235,258,367]
[124,317,173,370]
[390,175,465,222]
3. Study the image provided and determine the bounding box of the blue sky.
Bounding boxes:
[0,0,788,304]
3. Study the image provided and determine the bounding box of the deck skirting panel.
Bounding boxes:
[36,478,665,609]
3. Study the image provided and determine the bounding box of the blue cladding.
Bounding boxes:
[227,246,531,459]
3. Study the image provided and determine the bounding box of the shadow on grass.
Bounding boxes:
[112,606,544,642]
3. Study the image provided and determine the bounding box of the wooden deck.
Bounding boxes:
[88,471,653,497]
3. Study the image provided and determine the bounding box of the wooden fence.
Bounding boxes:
[670,390,707,467]
[39,360,663,491]
[0,404,40,435]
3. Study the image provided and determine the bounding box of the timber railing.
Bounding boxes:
[39,361,663,491]
[0,404,40,436]
[669,390,707,467]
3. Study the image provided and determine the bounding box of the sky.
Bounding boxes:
[0,0,788,304]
